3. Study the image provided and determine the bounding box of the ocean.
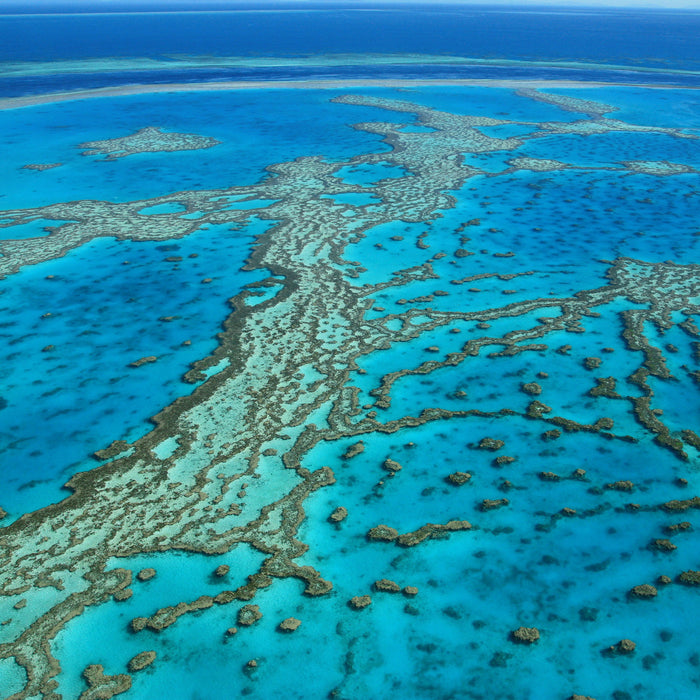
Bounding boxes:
[0,4,699,700]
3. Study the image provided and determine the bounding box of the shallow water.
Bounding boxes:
[0,71,699,700]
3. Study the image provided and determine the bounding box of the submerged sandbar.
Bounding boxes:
[0,78,696,111]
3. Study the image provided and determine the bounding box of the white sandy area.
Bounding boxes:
[0,78,696,111]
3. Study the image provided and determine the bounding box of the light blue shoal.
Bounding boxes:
[137,202,187,215]
[0,218,75,240]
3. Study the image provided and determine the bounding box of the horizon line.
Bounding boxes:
[3,3,700,16]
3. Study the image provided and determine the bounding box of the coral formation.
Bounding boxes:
[127,651,157,673]
[606,481,634,492]
[374,579,401,593]
[279,617,302,632]
[447,471,472,485]
[329,506,349,523]
[342,442,365,459]
[510,627,540,644]
[478,438,505,451]
[349,595,372,610]
[382,458,403,473]
[79,126,220,160]
[608,639,636,655]
[237,604,263,626]
[678,571,700,586]
[367,525,400,542]
[0,86,698,700]
[481,498,509,511]
[629,584,658,599]
[80,664,131,699]
[129,356,158,369]
[396,520,472,547]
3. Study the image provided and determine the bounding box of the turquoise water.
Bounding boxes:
[0,90,403,210]
[138,203,187,216]
[519,130,700,169]
[1,82,699,700]
[0,218,75,241]
[0,218,275,516]
[298,418,697,699]
[52,546,268,698]
[548,87,700,129]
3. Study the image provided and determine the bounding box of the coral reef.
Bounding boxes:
[136,568,156,581]
[279,617,302,632]
[606,481,634,492]
[650,539,677,552]
[374,579,401,593]
[329,506,349,523]
[447,471,472,485]
[80,664,131,700]
[396,520,472,547]
[510,627,540,644]
[237,604,263,626]
[607,639,636,655]
[481,498,509,511]
[629,584,658,599]
[478,438,505,451]
[349,595,372,610]
[127,651,156,673]
[0,86,699,700]
[678,571,700,586]
[79,126,220,160]
[367,525,400,542]
[342,442,365,459]
[129,356,157,369]
[382,458,403,473]
[23,163,62,171]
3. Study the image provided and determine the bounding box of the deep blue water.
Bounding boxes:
[2,5,700,100]
[1,5,700,68]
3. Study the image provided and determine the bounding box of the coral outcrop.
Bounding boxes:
[127,651,156,673]
[510,627,540,644]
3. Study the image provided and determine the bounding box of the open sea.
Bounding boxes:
[0,4,699,700]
